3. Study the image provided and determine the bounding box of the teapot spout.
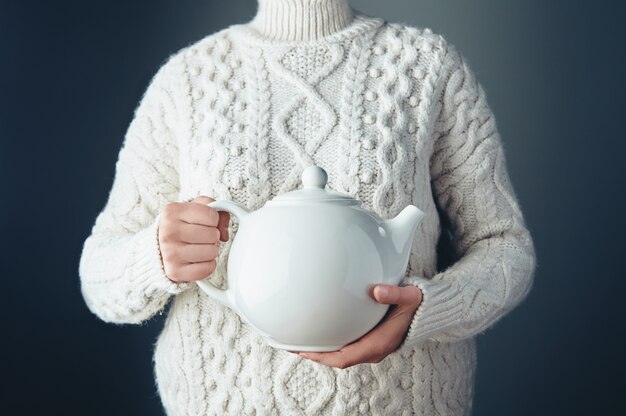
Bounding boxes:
[384,205,425,258]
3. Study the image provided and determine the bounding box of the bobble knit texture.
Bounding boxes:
[79,6,536,415]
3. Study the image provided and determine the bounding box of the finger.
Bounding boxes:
[299,339,377,369]
[191,195,215,205]
[299,350,352,369]
[179,203,220,227]
[176,243,219,263]
[373,284,422,306]
[177,223,221,244]
[216,211,230,242]
[179,260,217,281]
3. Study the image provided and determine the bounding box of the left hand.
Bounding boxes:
[292,283,423,369]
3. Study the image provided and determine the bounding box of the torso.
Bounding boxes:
[155,16,476,415]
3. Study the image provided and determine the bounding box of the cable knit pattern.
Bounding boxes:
[79,1,536,414]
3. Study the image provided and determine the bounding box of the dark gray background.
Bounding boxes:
[3,1,625,415]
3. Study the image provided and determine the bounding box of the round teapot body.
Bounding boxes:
[199,166,425,352]
[226,203,398,351]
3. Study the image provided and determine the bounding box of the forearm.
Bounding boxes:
[400,39,537,347]
[79,211,189,324]
[401,227,536,346]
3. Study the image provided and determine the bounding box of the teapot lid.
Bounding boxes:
[270,165,359,204]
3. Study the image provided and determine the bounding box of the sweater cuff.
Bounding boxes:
[128,211,191,296]
[399,275,465,348]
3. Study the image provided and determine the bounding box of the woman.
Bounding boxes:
[79,0,536,414]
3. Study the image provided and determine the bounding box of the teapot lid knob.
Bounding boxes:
[302,165,328,189]
[270,164,356,203]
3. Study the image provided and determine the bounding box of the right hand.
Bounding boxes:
[158,196,230,283]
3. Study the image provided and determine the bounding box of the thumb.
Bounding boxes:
[372,284,422,306]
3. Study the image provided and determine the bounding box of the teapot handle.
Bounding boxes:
[195,200,250,313]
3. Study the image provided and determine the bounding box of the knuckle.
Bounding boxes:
[162,203,180,219]
[389,287,401,303]
[160,227,177,244]
[159,229,171,244]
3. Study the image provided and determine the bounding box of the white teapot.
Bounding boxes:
[199,165,425,352]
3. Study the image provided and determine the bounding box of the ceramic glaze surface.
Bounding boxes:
[197,166,425,351]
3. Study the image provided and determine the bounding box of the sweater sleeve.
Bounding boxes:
[399,42,537,348]
[78,52,192,324]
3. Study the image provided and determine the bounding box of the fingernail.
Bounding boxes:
[377,286,389,298]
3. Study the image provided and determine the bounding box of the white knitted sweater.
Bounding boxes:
[79,1,536,414]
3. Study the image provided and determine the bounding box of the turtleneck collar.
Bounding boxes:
[250,0,354,42]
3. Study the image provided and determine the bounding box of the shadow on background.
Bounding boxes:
[2,1,625,414]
